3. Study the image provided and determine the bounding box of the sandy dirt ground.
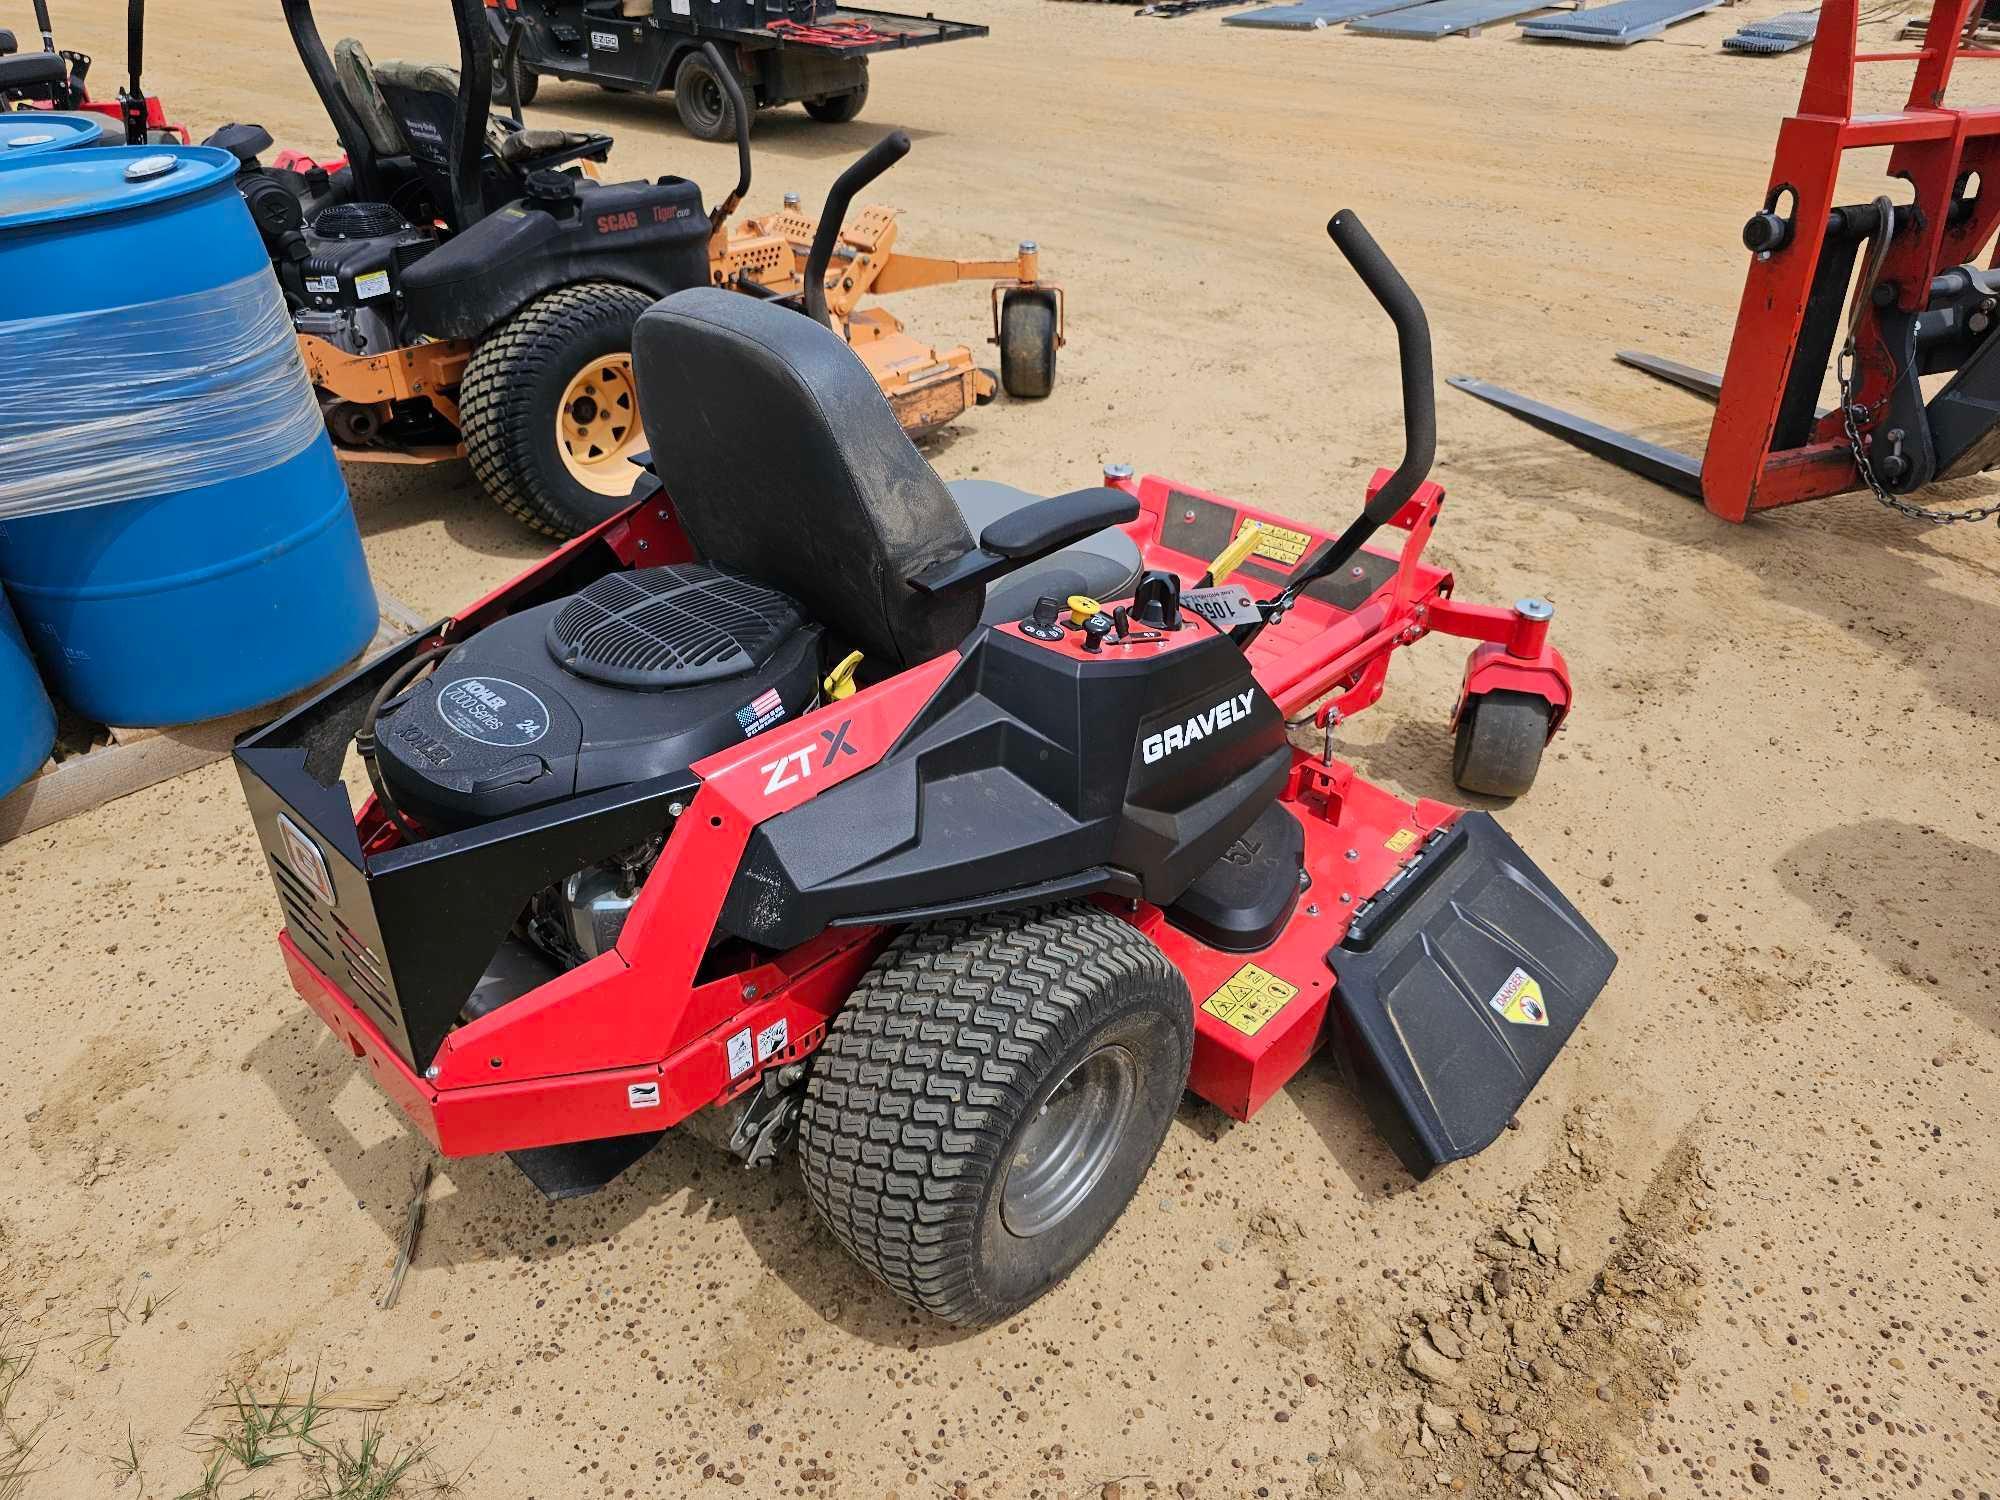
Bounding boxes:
[3,1,1998,1496]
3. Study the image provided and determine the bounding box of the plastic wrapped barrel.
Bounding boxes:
[0,112,106,158]
[0,588,56,797]
[0,145,377,726]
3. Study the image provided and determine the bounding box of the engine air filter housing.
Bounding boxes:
[548,565,806,689]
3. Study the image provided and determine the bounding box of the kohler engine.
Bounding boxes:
[370,564,824,972]
[289,201,437,355]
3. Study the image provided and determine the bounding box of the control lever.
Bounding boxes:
[703,42,754,232]
[1236,211,1435,649]
[1131,570,1182,631]
[803,132,911,328]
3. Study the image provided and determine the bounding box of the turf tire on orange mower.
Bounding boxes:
[462,282,654,539]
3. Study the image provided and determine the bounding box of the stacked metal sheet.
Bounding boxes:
[1722,7,1819,51]
[1349,0,1571,37]
[1518,0,1719,43]
[1223,0,1431,25]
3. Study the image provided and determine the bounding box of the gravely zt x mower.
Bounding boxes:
[1456,0,2000,526]
[0,0,186,141]
[224,0,1057,538]
[235,214,1613,1325]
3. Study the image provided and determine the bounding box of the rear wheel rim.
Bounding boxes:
[693,72,725,128]
[1001,1044,1139,1239]
[557,356,642,495]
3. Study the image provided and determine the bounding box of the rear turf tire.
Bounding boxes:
[799,903,1192,1326]
[802,73,868,123]
[460,281,654,539]
[673,49,746,143]
[1452,689,1553,799]
[998,290,1058,399]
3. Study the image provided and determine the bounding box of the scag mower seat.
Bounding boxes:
[633,287,1136,670]
[333,38,405,158]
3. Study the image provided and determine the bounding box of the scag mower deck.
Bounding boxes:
[238,213,1612,1324]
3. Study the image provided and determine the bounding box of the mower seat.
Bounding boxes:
[0,50,65,94]
[947,479,1142,624]
[633,287,1139,671]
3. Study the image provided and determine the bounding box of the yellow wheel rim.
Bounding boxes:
[558,356,643,495]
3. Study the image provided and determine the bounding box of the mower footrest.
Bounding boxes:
[1325,812,1615,1179]
[508,1130,665,1200]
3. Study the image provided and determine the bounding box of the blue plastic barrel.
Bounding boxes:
[0,587,56,797]
[0,146,377,727]
[0,111,105,158]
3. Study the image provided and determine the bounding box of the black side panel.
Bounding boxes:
[720,628,1288,949]
[399,176,710,338]
[1163,800,1304,953]
[1324,812,1616,1179]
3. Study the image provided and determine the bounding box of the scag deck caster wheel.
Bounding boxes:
[999,288,1059,399]
[799,904,1192,1326]
[461,281,654,539]
[1452,689,1553,799]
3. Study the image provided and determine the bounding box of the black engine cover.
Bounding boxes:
[297,205,438,313]
[376,567,821,830]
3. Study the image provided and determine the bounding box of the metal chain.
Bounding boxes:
[1838,196,2000,526]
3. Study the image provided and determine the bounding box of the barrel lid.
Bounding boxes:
[0,145,235,233]
[0,112,106,156]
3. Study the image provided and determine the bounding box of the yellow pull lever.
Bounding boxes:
[1208,521,1264,585]
[823,650,864,701]
[1067,595,1102,627]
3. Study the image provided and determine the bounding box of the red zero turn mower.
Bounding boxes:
[236,214,1614,1325]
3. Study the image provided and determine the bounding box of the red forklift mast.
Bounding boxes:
[1455,0,2000,524]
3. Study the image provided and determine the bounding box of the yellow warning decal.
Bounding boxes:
[1489,967,1550,1027]
[1238,519,1313,567]
[1201,963,1301,1037]
[1385,828,1418,854]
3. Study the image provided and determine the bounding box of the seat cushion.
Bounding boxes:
[948,479,1144,624]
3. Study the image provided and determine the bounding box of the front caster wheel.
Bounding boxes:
[998,288,1058,399]
[1452,689,1553,799]
[799,904,1192,1326]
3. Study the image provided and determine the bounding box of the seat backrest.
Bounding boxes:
[632,288,981,671]
[334,38,405,157]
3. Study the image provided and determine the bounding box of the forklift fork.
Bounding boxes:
[1454,0,2000,522]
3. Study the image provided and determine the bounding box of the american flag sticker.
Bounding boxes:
[735,688,787,738]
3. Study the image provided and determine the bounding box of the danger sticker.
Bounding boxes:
[1386,828,1418,855]
[1489,967,1549,1027]
[627,1081,661,1110]
[726,1028,754,1077]
[1201,963,1300,1037]
[1240,519,1313,567]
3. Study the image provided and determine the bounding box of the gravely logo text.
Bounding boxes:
[1142,690,1255,765]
